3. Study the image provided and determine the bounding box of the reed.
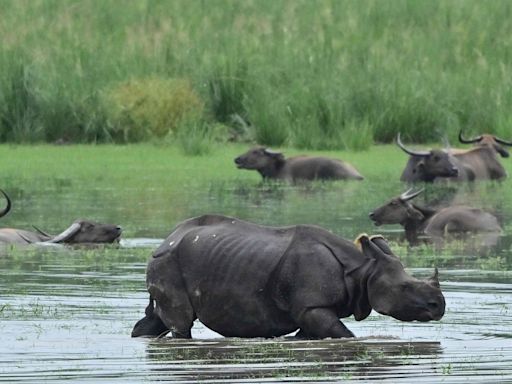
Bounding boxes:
[1,0,512,149]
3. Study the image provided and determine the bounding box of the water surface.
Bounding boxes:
[1,167,511,382]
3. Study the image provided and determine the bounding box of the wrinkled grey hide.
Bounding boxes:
[132,215,444,339]
[234,147,364,181]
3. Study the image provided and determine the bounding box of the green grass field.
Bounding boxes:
[1,0,512,149]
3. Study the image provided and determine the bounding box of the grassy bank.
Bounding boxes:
[1,0,512,148]
[1,143,512,269]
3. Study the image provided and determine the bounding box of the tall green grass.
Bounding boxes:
[1,0,512,150]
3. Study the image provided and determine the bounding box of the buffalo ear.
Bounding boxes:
[493,143,510,158]
[427,267,440,288]
[406,205,425,221]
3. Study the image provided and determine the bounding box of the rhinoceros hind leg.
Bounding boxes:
[296,307,355,339]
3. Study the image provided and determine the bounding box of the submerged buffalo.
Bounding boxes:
[0,190,122,244]
[458,130,512,158]
[132,215,444,339]
[398,133,507,182]
[234,147,364,181]
[369,189,501,244]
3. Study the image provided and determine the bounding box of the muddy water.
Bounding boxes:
[0,179,511,382]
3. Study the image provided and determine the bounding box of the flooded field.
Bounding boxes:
[0,145,511,382]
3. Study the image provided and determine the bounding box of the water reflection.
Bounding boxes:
[143,338,443,382]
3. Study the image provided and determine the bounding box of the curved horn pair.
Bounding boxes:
[396,133,430,157]
[0,189,12,219]
[399,188,424,201]
[459,130,512,146]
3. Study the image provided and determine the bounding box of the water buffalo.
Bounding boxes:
[458,130,512,158]
[132,214,445,339]
[398,133,506,181]
[0,190,122,244]
[369,189,501,244]
[234,147,364,181]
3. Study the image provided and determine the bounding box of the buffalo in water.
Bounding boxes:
[234,146,364,181]
[132,214,444,339]
[369,189,501,244]
[0,190,122,244]
[458,130,512,158]
[398,133,507,182]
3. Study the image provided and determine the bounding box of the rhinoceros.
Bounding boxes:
[132,215,445,339]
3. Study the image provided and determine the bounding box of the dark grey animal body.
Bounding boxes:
[369,189,501,244]
[0,190,122,244]
[132,215,444,339]
[397,134,507,182]
[234,147,364,181]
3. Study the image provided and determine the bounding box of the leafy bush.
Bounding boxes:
[104,78,204,142]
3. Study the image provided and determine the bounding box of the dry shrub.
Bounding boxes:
[104,78,204,141]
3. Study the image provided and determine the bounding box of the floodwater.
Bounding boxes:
[1,176,511,382]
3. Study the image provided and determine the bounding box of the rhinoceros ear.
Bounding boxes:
[427,267,440,288]
[357,234,397,262]
[353,233,369,252]
[369,235,393,255]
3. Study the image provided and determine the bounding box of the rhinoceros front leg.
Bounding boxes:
[296,307,355,339]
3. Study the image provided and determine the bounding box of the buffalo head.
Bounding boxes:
[45,219,122,244]
[397,133,459,181]
[369,188,425,226]
[459,130,512,158]
[234,147,285,170]
[356,234,445,322]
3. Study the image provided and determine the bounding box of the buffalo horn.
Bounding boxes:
[0,189,11,219]
[45,222,81,243]
[32,225,52,237]
[399,188,424,201]
[396,133,430,157]
[494,135,512,146]
[458,130,482,144]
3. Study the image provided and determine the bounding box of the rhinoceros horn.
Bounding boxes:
[427,267,440,288]
[396,133,430,157]
[0,189,12,219]
[45,222,81,243]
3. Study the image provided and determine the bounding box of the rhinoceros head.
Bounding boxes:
[355,234,445,322]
